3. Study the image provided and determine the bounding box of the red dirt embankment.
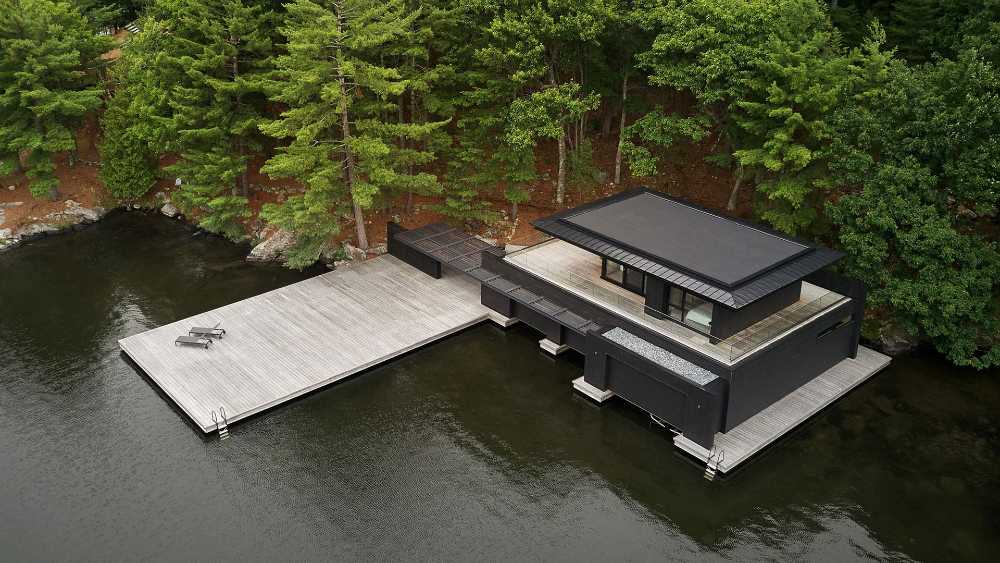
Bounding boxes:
[0,118,105,233]
[2,92,747,250]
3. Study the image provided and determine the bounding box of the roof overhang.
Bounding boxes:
[532,189,843,309]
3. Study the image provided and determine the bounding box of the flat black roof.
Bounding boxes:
[564,192,809,288]
[533,189,844,309]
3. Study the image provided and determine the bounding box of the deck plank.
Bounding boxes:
[673,346,891,472]
[119,256,489,433]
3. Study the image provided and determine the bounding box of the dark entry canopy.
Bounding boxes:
[533,189,843,309]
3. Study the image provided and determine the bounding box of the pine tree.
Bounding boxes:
[261,0,446,265]
[431,1,531,223]
[476,1,610,206]
[0,0,112,198]
[733,16,851,235]
[137,0,276,240]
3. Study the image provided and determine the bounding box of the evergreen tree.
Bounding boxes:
[99,82,158,201]
[476,1,610,206]
[0,0,112,198]
[261,0,446,264]
[432,1,533,222]
[139,0,277,239]
[733,15,851,235]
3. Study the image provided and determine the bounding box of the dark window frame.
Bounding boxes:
[601,258,646,296]
[667,285,714,334]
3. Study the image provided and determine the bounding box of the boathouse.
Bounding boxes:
[121,187,887,476]
[391,188,888,472]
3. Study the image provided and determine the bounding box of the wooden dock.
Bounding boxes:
[673,346,891,473]
[119,255,491,433]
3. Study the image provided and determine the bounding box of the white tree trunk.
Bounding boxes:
[613,71,628,185]
[727,164,744,212]
[556,131,566,205]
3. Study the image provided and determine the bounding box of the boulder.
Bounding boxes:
[319,243,345,266]
[370,242,388,256]
[62,200,105,223]
[247,228,297,263]
[879,324,918,356]
[6,185,14,191]
[342,242,367,262]
[160,202,180,218]
[14,222,61,241]
[0,229,17,253]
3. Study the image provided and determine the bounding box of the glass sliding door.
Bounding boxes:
[601,258,646,296]
[667,285,713,333]
[602,259,625,285]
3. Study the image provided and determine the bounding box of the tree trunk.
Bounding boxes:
[237,138,248,197]
[727,164,744,211]
[336,15,368,250]
[602,110,614,136]
[548,63,566,206]
[556,130,566,205]
[511,199,518,220]
[614,71,629,186]
[231,34,249,198]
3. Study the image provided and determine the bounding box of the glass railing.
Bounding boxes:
[505,245,846,363]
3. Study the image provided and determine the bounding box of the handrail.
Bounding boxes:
[505,249,844,363]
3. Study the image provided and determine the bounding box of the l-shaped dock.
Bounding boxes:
[121,221,889,476]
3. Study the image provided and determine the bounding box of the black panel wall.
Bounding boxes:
[712,281,801,339]
[723,300,855,430]
[586,331,727,449]
[387,222,442,279]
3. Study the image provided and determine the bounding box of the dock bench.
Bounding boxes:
[175,336,212,349]
[189,327,226,339]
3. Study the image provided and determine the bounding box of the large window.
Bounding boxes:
[602,258,645,295]
[667,286,713,333]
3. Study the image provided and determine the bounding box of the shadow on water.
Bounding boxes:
[1,211,998,562]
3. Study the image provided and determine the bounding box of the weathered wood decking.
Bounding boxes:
[674,345,891,473]
[119,255,490,433]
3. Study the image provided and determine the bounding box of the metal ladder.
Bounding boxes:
[704,448,725,481]
[211,407,230,440]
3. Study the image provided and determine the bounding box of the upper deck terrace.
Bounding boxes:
[504,239,847,365]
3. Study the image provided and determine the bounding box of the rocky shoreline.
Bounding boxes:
[0,199,109,253]
[0,195,387,272]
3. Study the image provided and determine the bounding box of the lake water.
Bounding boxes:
[0,212,997,562]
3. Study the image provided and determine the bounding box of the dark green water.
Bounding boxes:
[1,212,998,562]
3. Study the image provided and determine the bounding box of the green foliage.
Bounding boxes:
[261,0,446,260]
[620,110,710,177]
[828,41,1000,368]
[566,137,599,196]
[132,0,276,240]
[0,0,112,198]
[506,82,599,149]
[98,87,157,201]
[734,18,851,235]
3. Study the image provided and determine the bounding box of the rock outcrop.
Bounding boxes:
[160,202,180,218]
[247,228,297,264]
[879,324,918,356]
[0,200,108,253]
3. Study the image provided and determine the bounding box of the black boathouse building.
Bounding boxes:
[390,188,873,457]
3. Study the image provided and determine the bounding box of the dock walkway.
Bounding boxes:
[120,255,490,433]
[673,346,891,473]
